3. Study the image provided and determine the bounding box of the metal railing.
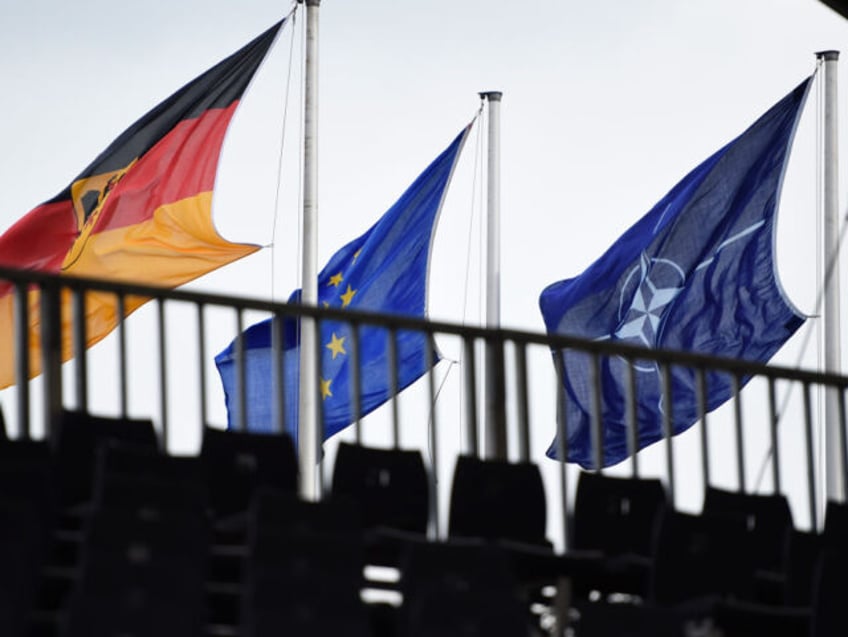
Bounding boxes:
[1,265,846,546]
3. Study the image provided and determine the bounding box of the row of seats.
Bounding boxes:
[565,472,848,637]
[2,407,847,636]
[0,409,545,636]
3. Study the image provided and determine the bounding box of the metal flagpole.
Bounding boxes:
[299,0,321,500]
[818,50,843,506]
[480,91,507,460]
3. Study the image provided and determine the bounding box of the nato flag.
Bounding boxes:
[539,78,812,469]
[215,124,471,445]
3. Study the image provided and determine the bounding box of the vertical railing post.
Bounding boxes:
[116,294,128,419]
[697,367,710,489]
[157,298,169,451]
[515,341,531,463]
[732,374,746,492]
[197,303,208,428]
[271,311,286,435]
[661,363,676,506]
[624,357,639,477]
[388,327,400,449]
[350,322,362,445]
[13,282,31,438]
[463,335,479,457]
[425,332,440,539]
[40,283,63,439]
[803,382,819,530]
[768,377,782,494]
[71,288,88,412]
[589,353,604,471]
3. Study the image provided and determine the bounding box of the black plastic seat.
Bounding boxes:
[574,601,687,637]
[649,509,755,607]
[811,548,848,637]
[569,471,667,598]
[783,529,824,606]
[573,471,667,557]
[60,499,211,637]
[397,538,528,637]
[702,486,794,603]
[241,491,370,637]
[331,442,429,535]
[711,597,811,637]
[61,587,206,637]
[96,440,204,483]
[448,455,549,547]
[92,443,209,515]
[51,410,158,507]
[330,442,429,566]
[0,495,53,637]
[248,487,362,539]
[200,426,297,519]
[822,500,848,548]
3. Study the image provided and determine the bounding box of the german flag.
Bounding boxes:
[0,19,286,388]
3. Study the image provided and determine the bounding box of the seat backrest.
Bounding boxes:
[51,410,158,506]
[823,500,848,550]
[702,486,793,572]
[330,442,429,534]
[572,471,667,557]
[93,443,208,514]
[448,455,548,546]
[811,548,848,637]
[783,529,824,606]
[241,490,369,637]
[200,426,297,518]
[650,509,755,605]
[61,585,206,637]
[249,488,362,539]
[398,539,526,637]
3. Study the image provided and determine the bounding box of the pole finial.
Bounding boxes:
[479,91,503,102]
[817,50,840,61]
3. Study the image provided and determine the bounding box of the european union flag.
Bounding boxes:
[539,78,812,469]
[215,124,472,443]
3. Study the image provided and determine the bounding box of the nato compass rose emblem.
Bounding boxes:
[599,253,686,373]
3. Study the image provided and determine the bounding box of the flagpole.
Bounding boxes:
[299,0,321,501]
[480,91,507,460]
[818,50,844,505]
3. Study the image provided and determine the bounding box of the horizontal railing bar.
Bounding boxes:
[0,266,843,390]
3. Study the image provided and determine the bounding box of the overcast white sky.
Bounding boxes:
[2,0,848,533]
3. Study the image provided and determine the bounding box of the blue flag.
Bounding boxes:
[539,78,812,469]
[215,124,471,442]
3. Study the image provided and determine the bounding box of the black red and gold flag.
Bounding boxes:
[0,19,286,387]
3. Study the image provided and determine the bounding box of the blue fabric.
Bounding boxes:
[215,125,470,444]
[539,78,812,469]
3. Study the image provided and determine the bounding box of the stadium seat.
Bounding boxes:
[573,471,667,558]
[200,426,298,519]
[61,517,209,637]
[397,538,528,637]
[570,471,667,598]
[822,500,848,546]
[811,548,848,637]
[92,442,209,514]
[649,508,755,607]
[51,410,158,507]
[240,490,371,637]
[448,455,549,548]
[702,486,794,602]
[330,442,429,566]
